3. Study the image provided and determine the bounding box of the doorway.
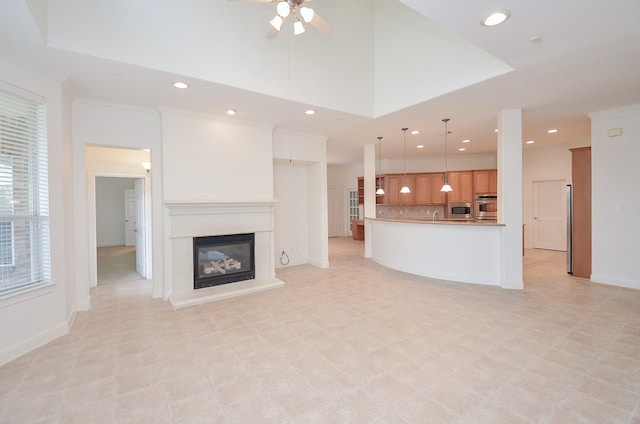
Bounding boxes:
[95,176,147,284]
[532,179,567,251]
[328,187,338,237]
[86,145,152,288]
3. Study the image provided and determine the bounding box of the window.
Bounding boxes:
[0,84,50,296]
[348,189,359,223]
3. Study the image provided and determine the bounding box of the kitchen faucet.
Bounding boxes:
[432,210,440,222]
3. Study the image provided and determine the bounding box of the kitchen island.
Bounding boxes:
[365,217,505,286]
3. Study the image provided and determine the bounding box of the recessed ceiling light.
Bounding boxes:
[417,144,424,149]
[482,10,511,27]
[526,140,535,144]
[494,129,499,133]
[411,130,420,135]
[547,128,558,133]
[173,82,189,89]
[462,139,471,143]
[458,147,466,151]
[226,109,236,116]
[304,109,316,115]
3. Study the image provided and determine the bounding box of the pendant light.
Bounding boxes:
[441,118,453,192]
[375,136,385,195]
[400,128,411,193]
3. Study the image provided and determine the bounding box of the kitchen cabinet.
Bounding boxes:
[351,220,364,241]
[473,169,497,195]
[385,174,415,205]
[447,171,474,203]
[415,173,446,205]
[357,176,385,205]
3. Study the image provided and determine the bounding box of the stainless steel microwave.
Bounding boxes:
[449,203,473,220]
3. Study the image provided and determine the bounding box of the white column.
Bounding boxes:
[363,144,376,258]
[363,144,376,219]
[498,109,524,289]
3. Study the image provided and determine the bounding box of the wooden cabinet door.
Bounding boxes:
[447,172,461,203]
[430,173,446,204]
[398,175,415,205]
[415,174,431,205]
[473,169,498,195]
[385,174,415,205]
[488,170,498,193]
[460,171,474,202]
[474,171,489,194]
[447,171,473,203]
[385,175,401,205]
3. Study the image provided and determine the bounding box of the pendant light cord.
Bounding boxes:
[287,29,292,163]
[402,128,408,184]
[443,118,450,181]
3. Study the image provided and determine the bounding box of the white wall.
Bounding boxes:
[46,0,375,117]
[161,110,274,201]
[273,129,329,269]
[95,177,136,247]
[274,162,309,267]
[0,53,74,366]
[590,104,640,289]
[73,100,163,298]
[374,0,512,116]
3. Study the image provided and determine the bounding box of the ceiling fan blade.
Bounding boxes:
[265,26,279,39]
[228,0,274,3]
[310,13,332,36]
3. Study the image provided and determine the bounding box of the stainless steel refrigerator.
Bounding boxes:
[566,184,572,275]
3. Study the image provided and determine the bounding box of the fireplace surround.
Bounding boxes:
[165,200,284,308]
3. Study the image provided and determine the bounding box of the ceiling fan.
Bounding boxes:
[231,0,329,38]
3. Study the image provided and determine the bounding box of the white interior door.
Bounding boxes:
[532,179,566,251]
[124,189,136,246]
[135,179,146,277]
[328,187,338,237]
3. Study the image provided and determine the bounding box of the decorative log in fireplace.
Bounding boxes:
[193,233,255,289]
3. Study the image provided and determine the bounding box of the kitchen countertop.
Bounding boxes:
[370,217,504,226]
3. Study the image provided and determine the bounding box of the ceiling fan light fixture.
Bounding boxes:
[293,18,305,35]
[300,6,314,23]
[276,1,290,17]
[270,15,283,31]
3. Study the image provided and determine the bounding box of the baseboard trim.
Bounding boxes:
[591,274,640,290]
[0,320,69,367]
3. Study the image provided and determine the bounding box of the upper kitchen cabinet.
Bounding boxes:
[447,171,474,203]
[473,169,498,195]
[385,174,415,205]
[415,173,446,205]
[357,176,385,205]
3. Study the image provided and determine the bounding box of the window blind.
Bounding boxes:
[0,84,50,296]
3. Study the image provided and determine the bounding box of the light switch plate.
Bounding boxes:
[607,128,622,137]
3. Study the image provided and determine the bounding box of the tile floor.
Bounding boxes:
[1,238,639,423]
[97,245,144,285]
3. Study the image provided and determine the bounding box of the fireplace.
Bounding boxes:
[193,233,255,289]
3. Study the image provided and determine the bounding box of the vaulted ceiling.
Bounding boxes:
[1,0,639,163]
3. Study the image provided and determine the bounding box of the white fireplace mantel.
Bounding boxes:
[164,199,283,308]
